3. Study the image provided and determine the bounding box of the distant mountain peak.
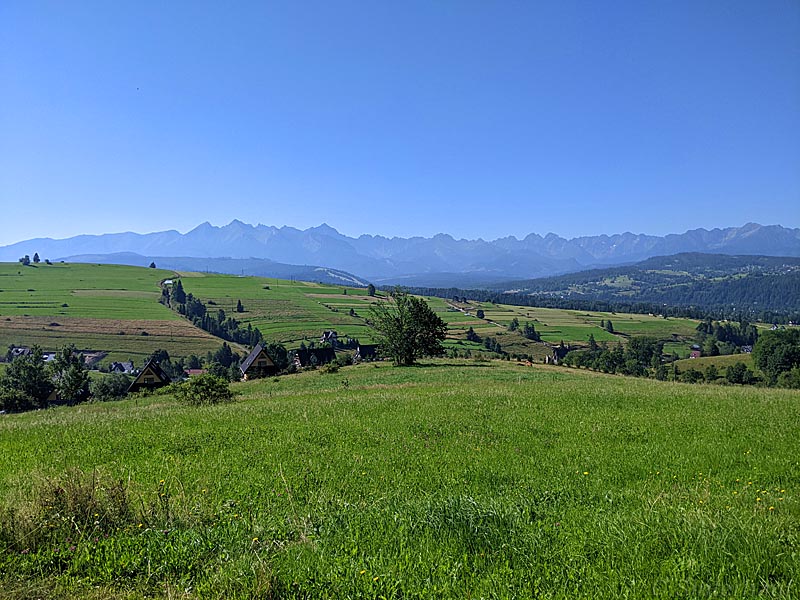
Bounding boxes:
[1,221,798,285]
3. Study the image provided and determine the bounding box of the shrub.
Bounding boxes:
[90,373,131,402]
[174,374,234,406]
[321,363,340,374]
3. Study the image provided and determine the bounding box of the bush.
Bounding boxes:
[90,373,131,402]
[174,374,234,406]
[321,363,340,374]
[777,366,800,389]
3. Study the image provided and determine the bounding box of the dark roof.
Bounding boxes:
[240,343,268,373]
[127,359,171,392]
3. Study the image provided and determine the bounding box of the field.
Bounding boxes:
[1,262,704,365]
[674,353,755,375]
[1,361,797,599]
[0,263,229,364]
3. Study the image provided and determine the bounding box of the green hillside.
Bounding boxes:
[0,262,707,365]
[1,361,797,598]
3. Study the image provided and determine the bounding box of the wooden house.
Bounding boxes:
[240,343,279,379]
[127,359,172,393]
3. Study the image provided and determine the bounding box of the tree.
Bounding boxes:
[170,279,186,305]
[33,252,40,264]
[0,346,53,411]
[508,317,519,332]
[726,361,755,385]
[367,284,376,297]
[705,364,719,382]
[752,329,800,385]
[49,345,90,404]
[523,322,540,341]
[90,373,131,402]
[236,299,244,313]
[466,327,481,343]
[149,262,156,268]
[369,289,447,366]
[19,255,30,266]
[476,309,485,319]
[605,319,614,334]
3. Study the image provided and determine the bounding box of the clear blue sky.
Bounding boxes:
[1,1,798,245]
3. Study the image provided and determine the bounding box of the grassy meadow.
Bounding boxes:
[0,263,226,363]
[0,261,728,369]
[1,360,797,599]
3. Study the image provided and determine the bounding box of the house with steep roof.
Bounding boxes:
[127,359,172,393]
[240,343,279,379]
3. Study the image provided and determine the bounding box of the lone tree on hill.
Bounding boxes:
[33,253,40,263]
[367,283,376,297]
[149,261,156,268]
[369,289,447,366]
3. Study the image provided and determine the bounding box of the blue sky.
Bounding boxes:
[1,1,798,245]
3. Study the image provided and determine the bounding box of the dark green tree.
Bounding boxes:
[170,279,186,305]
[149,262,156,268]
[476,309,485,319]
[90,373,131,402]
[369,289,447,366]
[367,284,376,297]
[726,361,756,385]
[49,345,90,404]
[752,329,800,385]
[0,346,53,411]
[33,252,40,263]
[236,299,244,313]
[605,319,614,334]
[508,317,519,332]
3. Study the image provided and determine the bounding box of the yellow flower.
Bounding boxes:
[360,570,366,575]
[373,576,379,582]
[583,472,589,475]
[769,506,775,511]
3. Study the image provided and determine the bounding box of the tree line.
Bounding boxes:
[160,279,264,347]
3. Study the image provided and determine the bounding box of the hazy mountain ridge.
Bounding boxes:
[59,252,370,287]
[2,221,798,282]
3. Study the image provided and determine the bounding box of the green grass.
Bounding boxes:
[1,361,797,598]
[0,262,178,320]
[675,353,755,374]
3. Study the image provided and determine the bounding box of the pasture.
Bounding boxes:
[1,262,704,364]
[0,263,226,363]
[0,360,797,599]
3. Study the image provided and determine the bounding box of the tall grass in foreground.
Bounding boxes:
[0,361,797,599]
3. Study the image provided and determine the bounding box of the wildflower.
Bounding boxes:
[360,570,366,575]
[583,472,589,475]
[253,537,259,542]
[373,576,379,582]
[769,506,775,511]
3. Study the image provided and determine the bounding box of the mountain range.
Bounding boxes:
[2,221,799,285]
